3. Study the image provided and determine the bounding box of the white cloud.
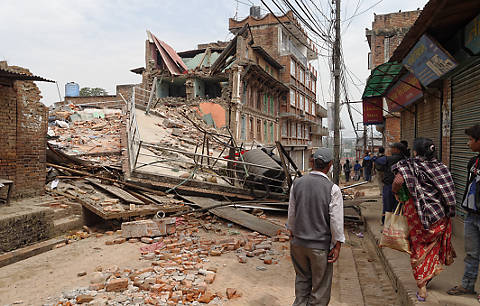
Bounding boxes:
[0,0,427,138]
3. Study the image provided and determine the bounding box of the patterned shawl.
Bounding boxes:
[392,157,456,229]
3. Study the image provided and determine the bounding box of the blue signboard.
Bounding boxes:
[402,35,457,86]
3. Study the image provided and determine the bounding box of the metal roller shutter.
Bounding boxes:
[416,94,442,152]
[451,59,480,214]
[401,104,415,148]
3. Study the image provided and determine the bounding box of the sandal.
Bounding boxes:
[416,292,426,302]
[447,285,476,296]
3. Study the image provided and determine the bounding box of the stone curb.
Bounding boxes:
[360,204,422,306]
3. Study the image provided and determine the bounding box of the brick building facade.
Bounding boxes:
[229,10,328,171]
[0,62,52,199]
[365,10,421,152]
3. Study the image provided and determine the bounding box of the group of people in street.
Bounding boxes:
[287,124,480,304]
[342,150,380,183]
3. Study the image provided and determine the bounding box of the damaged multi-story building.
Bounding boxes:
[229,8,328,170]
[133,7,327,171]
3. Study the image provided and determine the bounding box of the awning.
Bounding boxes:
[362,62,403,99]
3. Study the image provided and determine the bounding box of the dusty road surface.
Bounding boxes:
[0,184,399,305]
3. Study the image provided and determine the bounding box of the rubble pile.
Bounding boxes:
[47,216,290,305]
[140,101,232,182]
[48,104,124,165]
[48,179,186,217]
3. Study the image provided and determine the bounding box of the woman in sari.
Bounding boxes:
[392,138,456,302]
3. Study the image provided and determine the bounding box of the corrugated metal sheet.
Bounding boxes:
[451,59,480,214]
[182,52,221,70]
[148,31,188,75]
[0,68,54,82]
[416,94,441,152]
[401,104,415,148]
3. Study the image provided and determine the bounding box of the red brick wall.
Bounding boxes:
[249,26,280,59]
[384,116,401,155]
[14,79,47,198]
[116,84,136,103]
[0,65,47,198]
[369,10,421,68]
[65,95,123,109]
[0,83,18,186]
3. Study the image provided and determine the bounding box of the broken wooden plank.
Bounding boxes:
[182,196,283,237]
[85,178,145,205]
[127,176,255,200]
[52,189,185,220]
[46,163,167,196]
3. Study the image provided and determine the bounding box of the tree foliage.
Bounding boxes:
[79,87,108,96]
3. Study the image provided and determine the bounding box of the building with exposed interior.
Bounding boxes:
[229,8,328,171]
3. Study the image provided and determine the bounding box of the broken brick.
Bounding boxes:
[76,294,94,304]
[197,291,215,303]
[205,272,216,284]
[105,278,128,292]
[226,288,242,299]
[89,283,105,291]
[141,237,154,244]
[113,238,126,244]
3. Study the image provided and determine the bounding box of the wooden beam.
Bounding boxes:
[182,196,283,237]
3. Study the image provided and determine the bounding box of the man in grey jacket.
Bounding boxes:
[287,147,345,306]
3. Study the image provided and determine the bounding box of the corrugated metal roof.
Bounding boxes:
[0,68,54,82]
[182,51,221,70]
[147,31,188,75]
[362,62,403,99]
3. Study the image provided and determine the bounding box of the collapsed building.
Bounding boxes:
[132,8,328,170]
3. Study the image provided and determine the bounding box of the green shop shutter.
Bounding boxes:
[451,59,480,215]
[264,121,268,142]
[270,122,274,141]
[270,96,274,115]
[264,94,268,112]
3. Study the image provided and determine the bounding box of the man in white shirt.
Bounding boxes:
[287,147,345,306]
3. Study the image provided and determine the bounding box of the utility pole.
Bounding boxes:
[363,125,367,154]
[333,0,341,185]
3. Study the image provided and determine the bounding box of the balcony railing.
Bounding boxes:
[311,126,329,136]
[316,104,328,118]
[281,40,308,67]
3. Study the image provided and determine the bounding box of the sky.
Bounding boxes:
[0,0,427,137]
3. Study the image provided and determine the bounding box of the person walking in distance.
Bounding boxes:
[448,124,480,302]
[354,160,362,181]
[381,143,406,224]
[343,159,352,182]
[287,148,345,305]
[374,147,386,196]
[362,152,373,182]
